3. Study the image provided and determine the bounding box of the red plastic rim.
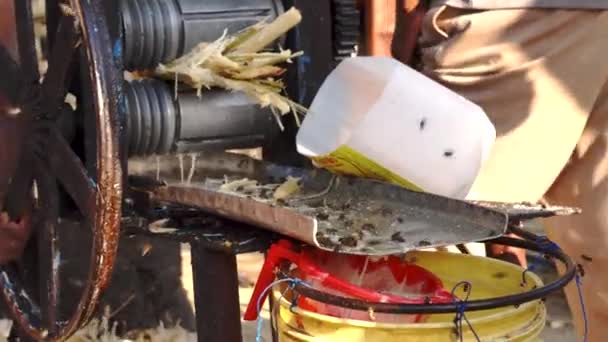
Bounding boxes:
[295,247,454,304]
[243,240,454,321]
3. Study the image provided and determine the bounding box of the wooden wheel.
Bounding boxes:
[0,0,123,340]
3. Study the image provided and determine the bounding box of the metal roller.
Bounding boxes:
[123,79,280,156]
[120,0,285,70]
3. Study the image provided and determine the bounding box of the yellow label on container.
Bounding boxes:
[310,145,423,192]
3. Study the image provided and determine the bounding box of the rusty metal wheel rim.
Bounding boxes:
[0,0,122,340]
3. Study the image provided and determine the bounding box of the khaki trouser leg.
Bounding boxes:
[419,6,608,341]
[544,82,608,341]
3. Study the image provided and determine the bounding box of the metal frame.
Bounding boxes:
[123,204,277,342]
[191,247,243,342]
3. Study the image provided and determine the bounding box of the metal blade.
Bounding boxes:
[467,200,581,223]
[128,152,509,256]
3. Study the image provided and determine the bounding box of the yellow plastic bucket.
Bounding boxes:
[272,251,546,342]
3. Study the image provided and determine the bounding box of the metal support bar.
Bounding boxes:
[190,242,243,342]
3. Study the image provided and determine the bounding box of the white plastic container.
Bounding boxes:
[296,57,495,199]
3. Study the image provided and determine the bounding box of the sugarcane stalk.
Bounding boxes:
[229,7,302,54]
[154,6,307,127]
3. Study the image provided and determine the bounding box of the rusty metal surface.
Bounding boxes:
[0,0,123,340]
[129,152,510,256]
[60,0,123,338]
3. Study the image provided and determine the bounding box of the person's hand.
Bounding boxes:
[0,211,32,265]
[487,233,528,268]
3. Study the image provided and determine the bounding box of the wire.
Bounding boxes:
[528,232,588,341]
[450,281,480,342]
[270,285,292,336]
[255,278,308,342]
[575,271,588,342]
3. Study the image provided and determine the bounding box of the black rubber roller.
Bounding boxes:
[120,0,284,70]
[124,79,177,156]
[124,79,280,156]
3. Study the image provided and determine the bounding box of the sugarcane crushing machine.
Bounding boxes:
[0,0,360,340]
[0,1,580,341]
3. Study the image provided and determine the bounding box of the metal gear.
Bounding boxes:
[331,0,361,61]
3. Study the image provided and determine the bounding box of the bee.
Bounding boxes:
[391,232,405,243]
[419,118,427,130]
[418,240,432,247]
[339,236,358,247]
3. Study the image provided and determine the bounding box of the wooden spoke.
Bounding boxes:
[1,1,123,339]
[42,14,79,120]
[40,125,96,219]
[2,153,35,220]
[14,0,40,82]
[0,44,23,105]
[45,0,62,51]
[34,163,61,333]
